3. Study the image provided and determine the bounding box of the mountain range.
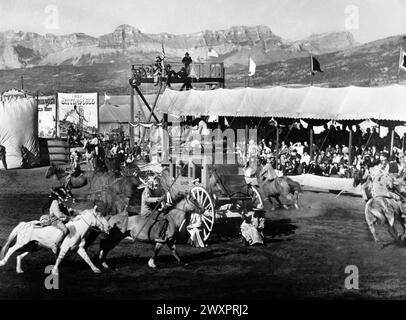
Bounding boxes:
[0,25,404,94]
[0,25,357,70]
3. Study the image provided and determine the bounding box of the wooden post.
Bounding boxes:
[130,87,134,148]
[276,124,280,157]
[309,126,314,161]
[390,126,395,155]
[348,127,353,165]
[245,122,249,160]
[162,113,169,164]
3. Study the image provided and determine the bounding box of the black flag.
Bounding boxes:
[399,48,406,72]
[311,55,323,75]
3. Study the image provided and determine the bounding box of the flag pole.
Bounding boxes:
[398,47,401,83]
[310,54,314,86]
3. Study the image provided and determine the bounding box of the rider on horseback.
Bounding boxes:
[45,187,71,253]
[140,175,172,243]
[140,175,166,216]
[65,151,82,190]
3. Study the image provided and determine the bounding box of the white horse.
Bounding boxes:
[0,206,110,275]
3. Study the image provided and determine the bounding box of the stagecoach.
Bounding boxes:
[164,157,264,242]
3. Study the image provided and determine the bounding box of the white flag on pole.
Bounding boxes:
[248,56,256,76]
[208,48,219,58]
[104,92,111,104]
[189,63,199,79]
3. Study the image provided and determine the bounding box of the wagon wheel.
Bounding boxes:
[248,185,264,211]
[190,186,215,242]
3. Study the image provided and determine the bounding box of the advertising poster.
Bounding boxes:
[57,92,98,138]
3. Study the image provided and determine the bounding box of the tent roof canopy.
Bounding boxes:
[157,85,406,123]
[99,94,162,123]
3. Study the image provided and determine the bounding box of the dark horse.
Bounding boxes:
[83,167,188,269]
[87,191,200,269]
[45,163,143,203]
[256,163,302,209]
[45,163,96,200]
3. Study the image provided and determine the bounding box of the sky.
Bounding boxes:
[0,0,405,43]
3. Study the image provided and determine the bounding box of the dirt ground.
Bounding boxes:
[1,166,406,300]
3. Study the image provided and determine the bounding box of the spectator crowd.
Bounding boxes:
[245,123,406,178]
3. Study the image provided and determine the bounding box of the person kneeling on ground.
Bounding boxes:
[187,212,206,247]
[241,211,265,246]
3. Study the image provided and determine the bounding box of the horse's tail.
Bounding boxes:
[0,222,24,260]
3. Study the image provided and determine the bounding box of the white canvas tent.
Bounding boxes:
[156,85,406,122]
[0,96,39,169]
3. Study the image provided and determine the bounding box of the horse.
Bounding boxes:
[353,168,406,243]
[46,163,141,203]
[353,168,406,202]
[84,139,97,171]
[0,206,111,274]
[90,193,201,269]
[364,196,406,244]
[256,163,302,209]
[81,168,176,259]
[45,163,95,200]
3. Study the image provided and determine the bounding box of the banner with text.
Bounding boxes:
[57,92,98,138]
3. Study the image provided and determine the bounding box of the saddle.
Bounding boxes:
[38,215,67,231]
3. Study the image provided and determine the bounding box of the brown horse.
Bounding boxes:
[46,163,143,203]
[257,163,301,209]
[92,193,201,269]
[45,163,96,200]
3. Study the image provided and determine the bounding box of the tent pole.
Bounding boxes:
[390,126,395,155]
[309,126,314,161]
[276,124,280,165]
[245,122,249,160]
[348,127,353,165]
[130,87,135,148]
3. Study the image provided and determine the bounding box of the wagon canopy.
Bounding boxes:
[156,85,406,122]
